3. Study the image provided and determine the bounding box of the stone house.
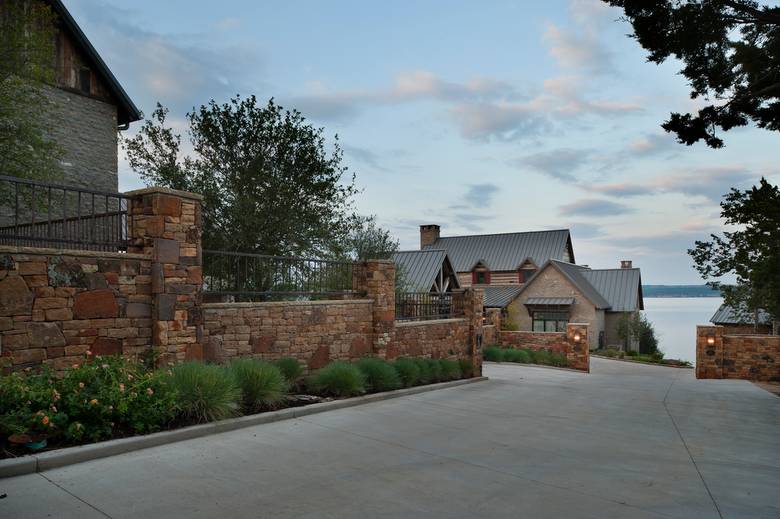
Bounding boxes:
[504,259,644,350]
[710,305,772,335]
[8,0,142,192]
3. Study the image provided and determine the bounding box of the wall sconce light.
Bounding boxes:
[706,336,715,345]
[573,333,581,343]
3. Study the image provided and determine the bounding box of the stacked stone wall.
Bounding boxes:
[498,323,590,372]
[696,325,779,381]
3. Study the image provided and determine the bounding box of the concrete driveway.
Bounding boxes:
[2,358,778,518]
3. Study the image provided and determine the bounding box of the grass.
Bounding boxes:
[273,358,304,385]
[228,359,288,413]
[412,358,434,384]
[307,362,366,397]
[357,358,402,392]
[392,358,421,387]
[171,362,240,423]
[484,346,567,368]
[592,348,691,367]
[438,359,462,381]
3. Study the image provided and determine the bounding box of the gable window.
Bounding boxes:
[79,68,91,94]
[519,269,536,283]
[532,311,568,332]
[473,270,490,284]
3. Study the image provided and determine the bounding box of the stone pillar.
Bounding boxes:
[126,187,203,364]
[485,307,501,328]
[355,260,395,358]
[566,323,589,372]
[696,325,723,379]
[463,288,484,377]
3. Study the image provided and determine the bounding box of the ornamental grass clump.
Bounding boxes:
[458,359,473,378]
[308,362,366,397]
[550,353,568,367]
[503,349,525,363]
[229,359,287,413]
[533,349,552,365]
[171,362,240,423]
[392,358,421,387]
[357,358,402,392]
[413,358,434,384]
[483,346,505,362]
[273,358,304,385]
[438,359,462,381]
[426,358,444,382]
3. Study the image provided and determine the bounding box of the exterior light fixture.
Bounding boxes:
[573,333,581,343]
[706,336,715,345]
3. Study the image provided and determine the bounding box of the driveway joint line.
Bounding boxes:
[37,472,114,519]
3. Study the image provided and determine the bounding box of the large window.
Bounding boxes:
[532,311,568,332]
[472,269,490,284]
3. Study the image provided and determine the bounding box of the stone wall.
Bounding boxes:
[392,319,470,360]
[0,248,152,372]
[696,325,779,382]
[200,300,373,371]
[498,323,590,372]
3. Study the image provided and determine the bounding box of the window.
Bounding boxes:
[519,269,536,283]
[79,68,91,94]
[532,311,568,332]
[473,270,488,284]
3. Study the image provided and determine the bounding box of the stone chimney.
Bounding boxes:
[420,224,441,248]
[620,260,633,269]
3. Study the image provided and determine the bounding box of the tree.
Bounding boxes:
[615,312,640,350]
[688,178,780,330]
[0,0,62,180]
[125,97,360,256]
[605,1,780,148]
[636,315,660,354]
[335,215,399,261]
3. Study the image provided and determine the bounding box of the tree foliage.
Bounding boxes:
[125,97,365,256]
[605,0,780,148]
[0,1,62,180]
[336,215,399,260]
[689,178,780,326]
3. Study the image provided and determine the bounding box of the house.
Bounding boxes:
[391,250,460,292]
[419,225,575,287]
[710,305,772,335]
[6,0,142,192]
[504,259,644,350]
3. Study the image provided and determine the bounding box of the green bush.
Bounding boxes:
[514,349,532,363]
[603,348,619,358]
[356,358,402,392]
[426,358,444,382]
[626,350,639,357]
[483,346,505,362]
[533,349,552,365]
[229,359,287,413]
[458,359,473,378]
[273,358,304,385]
[438,359,462,381]
[651,350,664,362]
[550,353,568,367]
[413,358,433,384]
[171,362,240,423]
[503,349,525,363]
[392,358,421,387]
[309,362,366,397]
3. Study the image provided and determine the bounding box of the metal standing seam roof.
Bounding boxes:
[483,286,524,308]
[391,250,457,292]
[581,268,644,312]
[524,297,576,306]
[424,229,573,272]
[548,260,611,309]
[710,305,771,325]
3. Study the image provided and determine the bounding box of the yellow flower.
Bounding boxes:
[89,399,98,405]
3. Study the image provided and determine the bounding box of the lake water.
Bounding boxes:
[642,297,723,364]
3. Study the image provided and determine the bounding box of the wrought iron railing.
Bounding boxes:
[395,291,465,322]
[202,249,365,301]
[0,175,130,252]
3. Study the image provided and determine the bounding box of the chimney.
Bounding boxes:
[620,260,633,269]
[420,224,440,249]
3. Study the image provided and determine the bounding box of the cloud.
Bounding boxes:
[544,0,617,75]
[567,222,604,239]
[343,145,388,172]
[452,213,494,233]
[627,132,680,157]
[513,148,591,182]
[559,198,634,217]
[462,183,500,207]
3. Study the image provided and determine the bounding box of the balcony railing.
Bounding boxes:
[0,175,130,252]
[203,249,365,301]
[395,291,465,322]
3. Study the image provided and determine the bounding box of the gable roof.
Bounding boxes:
[711,305,771,326]
[424,229,573,272]
[483,285,524,308]
[581,268,644,312]
[391,249,459,292]
[49,0,142,126]
[549,260,611,309]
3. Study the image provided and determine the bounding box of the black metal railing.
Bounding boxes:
[0,175,130,252]
[203,249,364,301]
[395,291,465,322]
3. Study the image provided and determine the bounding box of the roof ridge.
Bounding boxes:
[435,229,570,240]
[585,268,640,272]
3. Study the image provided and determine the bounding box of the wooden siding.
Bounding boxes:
[55,27,115,104]
[458,270,524,287]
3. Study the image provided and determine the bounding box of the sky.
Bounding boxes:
[64,0,779,284]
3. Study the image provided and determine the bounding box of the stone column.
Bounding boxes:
[355,260,395,358]
[126,187,203,364]
[463,287,484,377]
[566,323,590,372]
[696,325,723,379]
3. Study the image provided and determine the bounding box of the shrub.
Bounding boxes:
[503,349,525,363]
[533,349,552,365]
[458,359,473,378]
[515,349,532,363]
[356,358,402,392]
[426,358,444,382]
[309,362,366,397]
[273,358,304,385]
[483,346,505,362]
[393,358,421,387]
[229,359,287,413]
[0,368,62,440]
[604,348,619,358]
[413,358,433,384]
[438,359,462,381]
[171,362,240,423]
[626,350,639,357]
[651,350,664,362]
[550,353,568,367]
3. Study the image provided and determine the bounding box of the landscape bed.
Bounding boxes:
[483,346,568,368]
[592,348,692,368]
[0,353,475,459]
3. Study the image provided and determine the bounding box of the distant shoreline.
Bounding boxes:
[643,285,721,298]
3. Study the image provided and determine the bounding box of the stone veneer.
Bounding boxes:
[696,325,779,382]
[498,323,590,372]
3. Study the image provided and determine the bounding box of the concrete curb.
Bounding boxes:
[483,361,587,374]
[591,355,694,369]
[0,376,487,478]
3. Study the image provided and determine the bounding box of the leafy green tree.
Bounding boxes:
[336,215,399,260]
[636,315,659,354]
[0,1,62,180]
[125,97,360,256]
[689,178,780,331]
[605,0,780,148]
[615,312,640,350]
